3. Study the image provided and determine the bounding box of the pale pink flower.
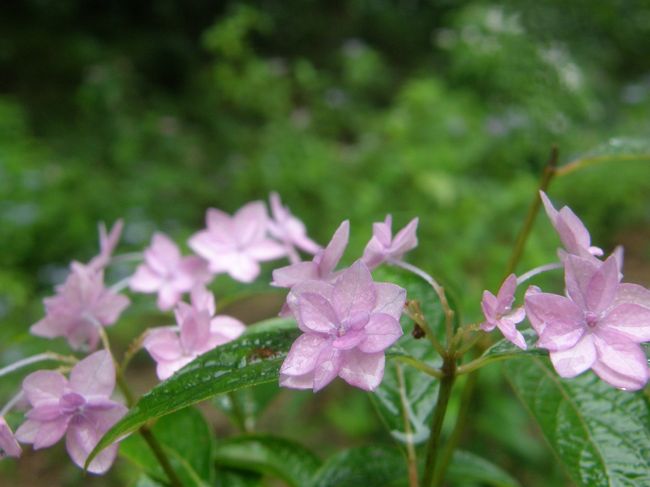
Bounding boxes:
[87,219,124,272]
[361,215,418,269]
[539,191,603,258]
[129,232,211,310]
[525,254,650,390]
[15,351,127,474]
[272,220,349,288]
[268,192,321,264]
[31,263,130,351]
[280,261,406,392]
[144,287,246,380]
[480,274,527,349]
[0,417,21,459]
[189,202,286,283]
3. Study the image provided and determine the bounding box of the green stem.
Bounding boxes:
[228,392,251,433]
[422,359,456,487]
[504,146,559,277]
[432,372,478,486]
[392,355,444,379]
[555,153,650,177]
[139,427,184,487]
[396,363,420,487]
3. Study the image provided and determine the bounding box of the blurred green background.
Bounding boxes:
[2,1,650,485]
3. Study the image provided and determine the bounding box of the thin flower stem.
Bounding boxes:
[227,392,251,433]
[516,262,563,285]
[396,363,419,487]
[0,352,77,379]
[455,352,521,376]
[504,146,559,278]
[109,276,132,294]
[121,330,149,373]
[555,153,650,177]
[422,363,455,487]
[389,260,455,348]
[392,355,444,379]
[432,372,478,486]
[404,306,446,357]
[0,391,25,417]
[454,331,482,358]
[139,427,184,487]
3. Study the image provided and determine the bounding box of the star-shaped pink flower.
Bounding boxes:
[189,202,286,283]
[144,286,246,380]
[280,261,406,392]
[361,215,418,269]
[480,274,527,349]
[31,263,130,351]
[0,417,21,459]
[525,254,650,390]
[15,351,127,474]
[268,192,320,265]
[272,220,349,288]
[130,232,211,310]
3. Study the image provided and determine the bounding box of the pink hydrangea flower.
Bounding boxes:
[272,220,349,289]
[361,215,419,269]
[15,351,127,474]
[280,261,406,392]
[87,219,124,272]
[31,263,130,351]
[0,417,21,458]
[539,191,603,258]
[480,274,527,350]
[189,202,286,283]
[525,254,650,390]
[130,232,211,310]
[268,192,321,264]
[144,287,246,380]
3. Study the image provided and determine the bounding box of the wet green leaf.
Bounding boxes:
[447,450,521,487]
[214,434,321,487]
[88,323,299,466]
[120,408,215,487]
[504,357,650,487]
[310,445,407,487]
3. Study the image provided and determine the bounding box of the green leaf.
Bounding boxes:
[472,329,545,368]
[120,407,215,487]
[310,446,407,487]
[371,265,442,446]
[214,469,261,487]
[213,383,280,432]
[88,324,300,466]
[504,357,650,487]
[447,450,521,487]
[214,434,321,487]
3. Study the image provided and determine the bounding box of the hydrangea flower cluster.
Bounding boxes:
[480,192,650,390]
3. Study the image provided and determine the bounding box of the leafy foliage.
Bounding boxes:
[504,357,650,487]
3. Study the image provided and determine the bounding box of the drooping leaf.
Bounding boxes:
[504,356,650,487]
[309,445,407,487]
[447,450,521,487]
[214,434,321,487]
[88,322,300,465]
[371,265,442,446]
[120,407,215,487]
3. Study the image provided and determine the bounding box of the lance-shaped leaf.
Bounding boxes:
[309,445,407,487]
[120,408,215,487]
[214,434,321,487]
[87,320,300,466]
[504,356,650,487]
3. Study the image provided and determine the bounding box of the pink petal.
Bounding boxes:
[70,351,115,398]
[271,261,318,288]
[361,237,386,270]
[592,332,649,391]
[317,220,349,276]
[286,280,335,317]
[332,329,366,350]
[30,316,68,340]
[481,291,498,323]
[206,208,232,232]
[208,316,246,345]
[495,318,528,350]
[496,274,518,311]
[556,207,593,255]
[563,254,597,310]
[280,334,329,376]
[332,261,376,320]
[22,371,66,406]
[279,371,316,390]
[246,239,287,261]
[373,216,393,247]
[524,292,584,349]
[313,347,342,392]
[146,233,181,275]
[372,282,406,320]
[391,217,418,257]
[549,333,596,377]
[539,191,559,224]
[585,255,620,313]
[156,356,194,381]
[298,293,339,334]
[190,286,216,315]
[338,350,385,391]
[93,291,130,325]
[129,265,164,292]
[144,328,183,362]
[226,254,261,283]
[33,417,71,449]
[358,314,402,353]
[600,303,650,342]
[66,404,127,474]
[234,201,269,245]
[614,283,650,308]
[180,310,212,353]
[0,417,21,458]
[157,285,182,311]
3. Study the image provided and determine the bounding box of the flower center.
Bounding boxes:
[585,311,599,328]
[60,392,86,415]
